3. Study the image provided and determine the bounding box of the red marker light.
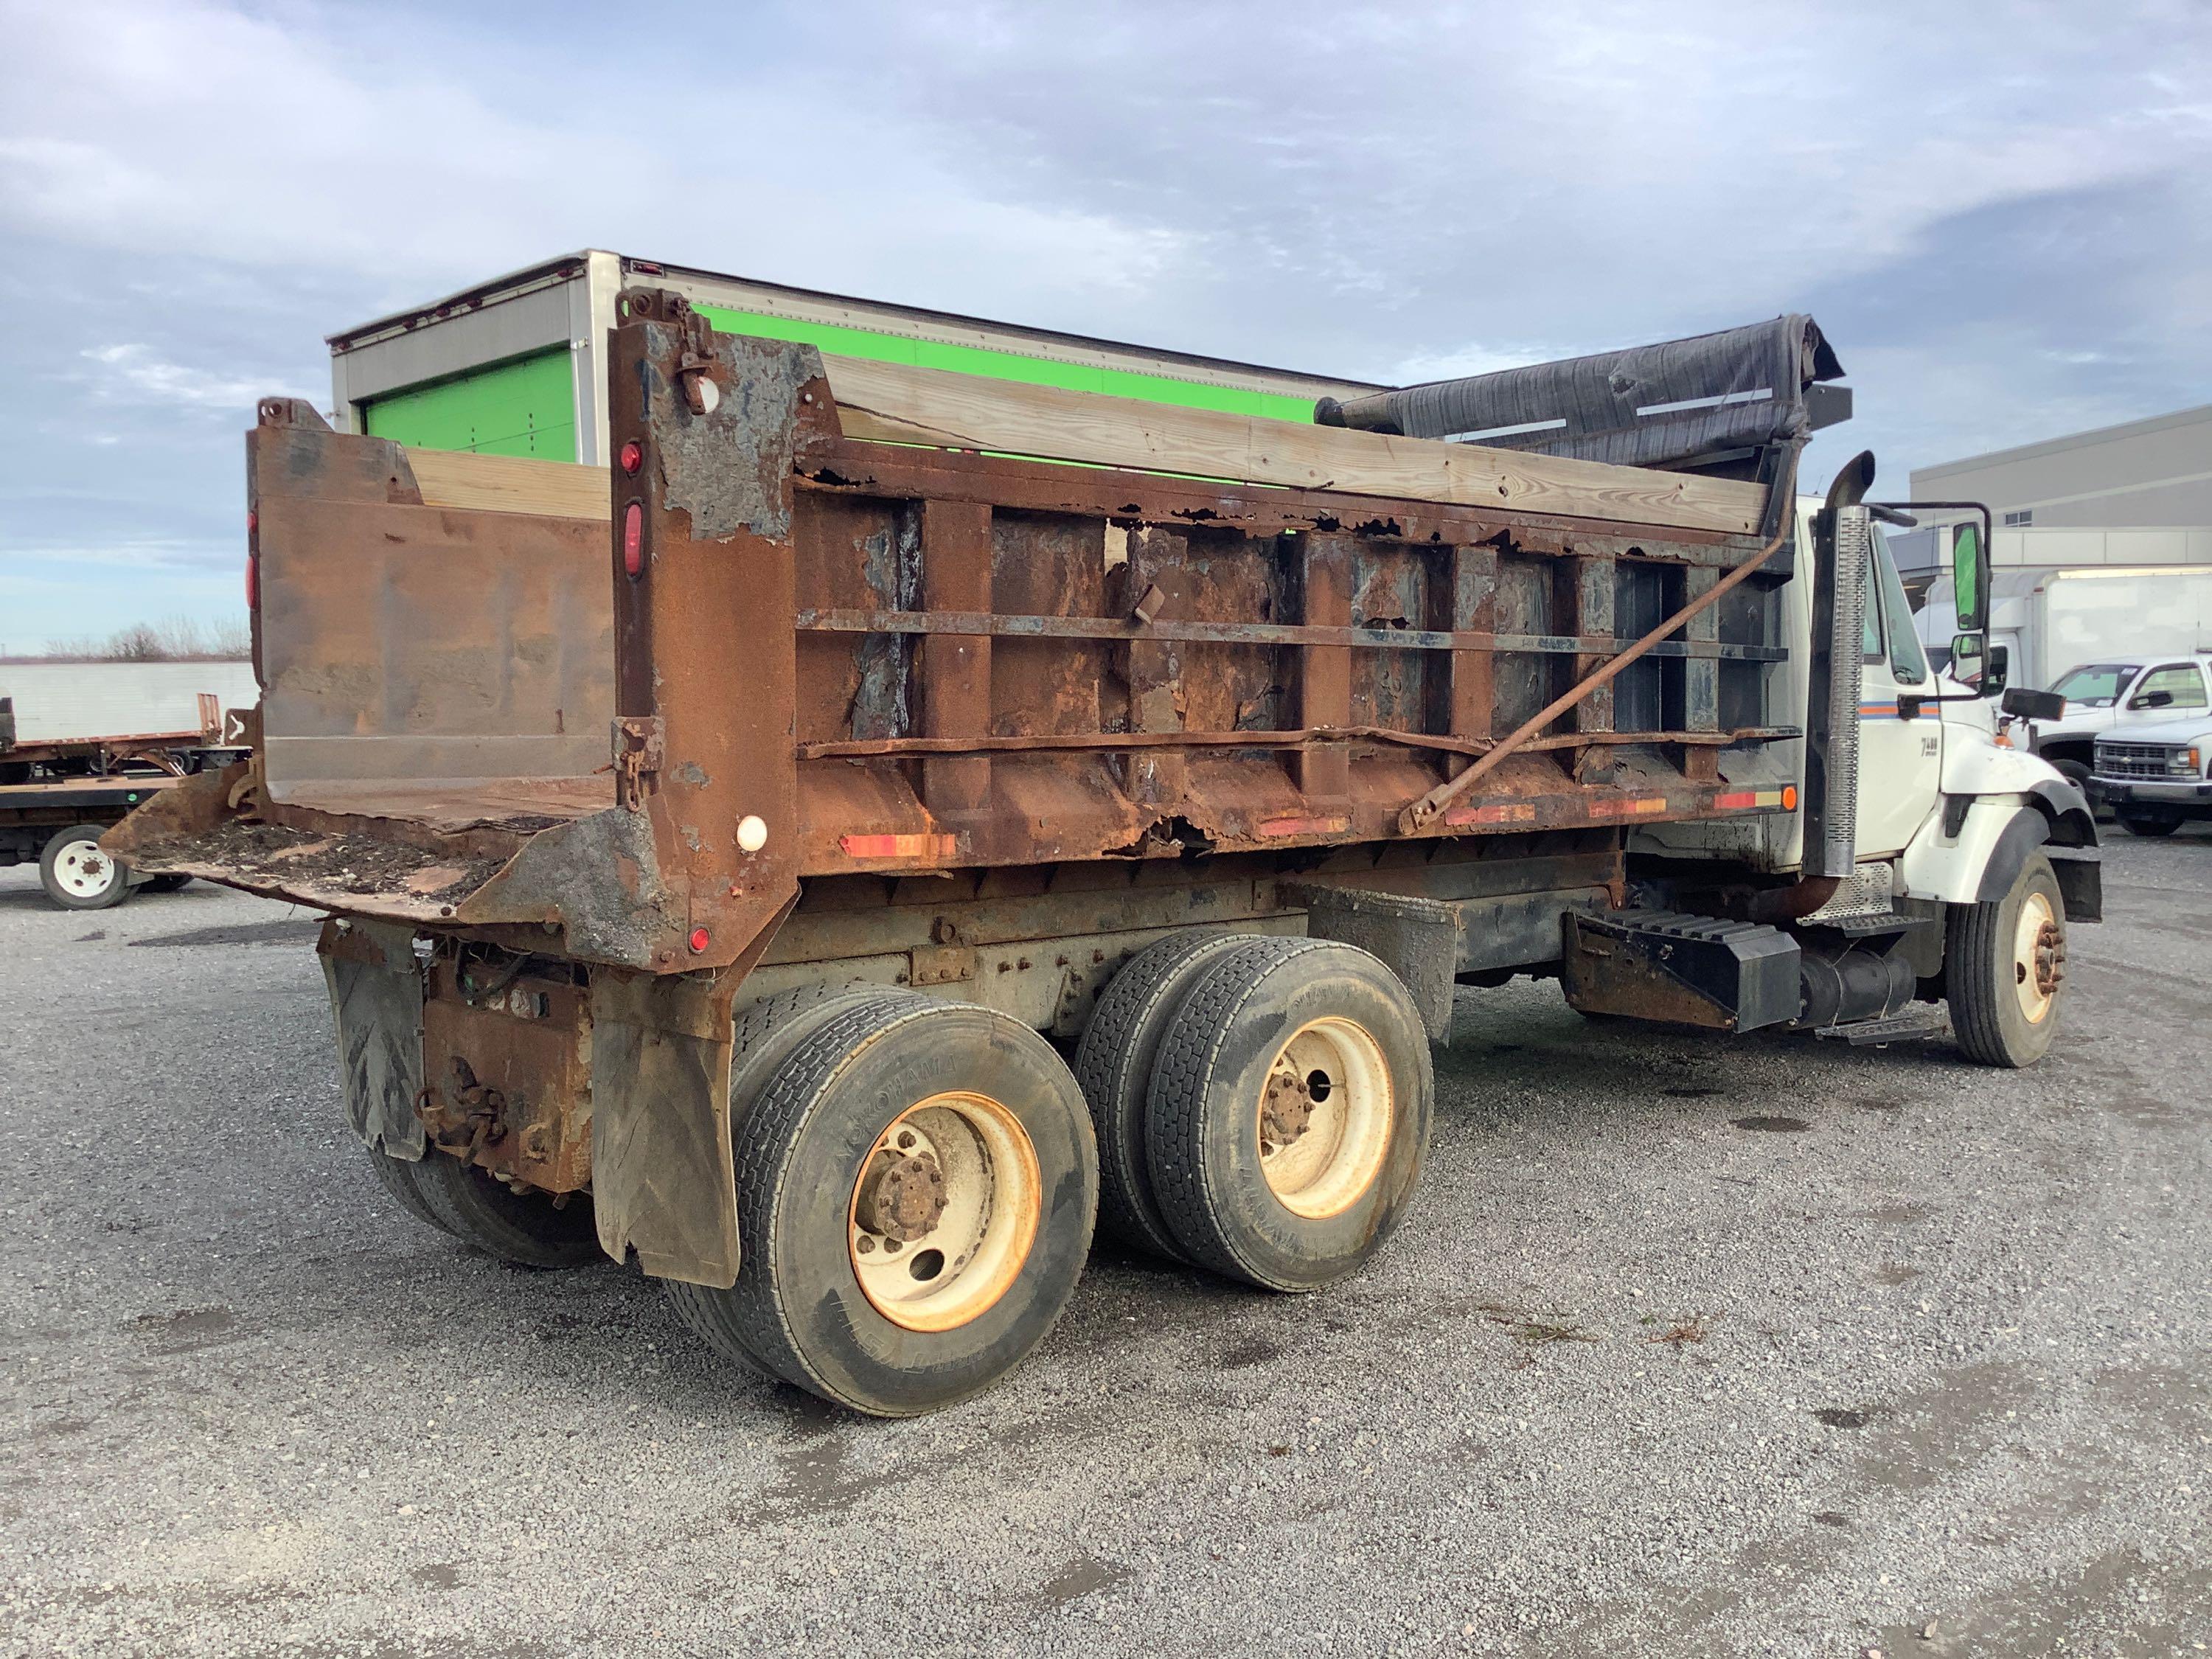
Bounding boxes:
[687,926,711,954]
[622,502,644,578]
[619,439,643,476]
[245,552,259,609]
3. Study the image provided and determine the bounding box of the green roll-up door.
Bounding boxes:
[362,348,577,461]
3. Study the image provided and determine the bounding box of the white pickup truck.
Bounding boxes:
[2024,655,2212,805]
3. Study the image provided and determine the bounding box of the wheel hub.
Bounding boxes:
[2031,919,2065,998]
[1260,1067,1315,1150]
[854,1147,948,1242]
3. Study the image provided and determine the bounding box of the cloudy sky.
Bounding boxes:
[3,0,2209,648]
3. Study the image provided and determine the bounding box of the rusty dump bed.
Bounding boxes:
[113,291,1801,977]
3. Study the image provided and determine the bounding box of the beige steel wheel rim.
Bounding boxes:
[2011,890,2063,1025]
[846,1092,1041,1334]
[1255,1017,1394,1220]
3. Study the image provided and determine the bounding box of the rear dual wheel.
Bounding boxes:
[667,991,1097,1416]
[1141,938,1433,1291]
[1078,933,1432,1287]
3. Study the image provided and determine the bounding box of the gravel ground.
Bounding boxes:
[1,830,2208,1658]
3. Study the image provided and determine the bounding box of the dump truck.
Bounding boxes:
[108,290,2099,1414]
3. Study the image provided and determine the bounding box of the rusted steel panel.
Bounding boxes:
[597,290,818,973]
[922,498,993,815]
[418,956,593,1194]
[1121,525,1189,803]
[1295,534,1353,804]
[252,450,613,793]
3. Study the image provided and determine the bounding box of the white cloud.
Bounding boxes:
[77,344,271,414]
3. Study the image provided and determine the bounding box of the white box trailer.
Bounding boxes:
[0,660,260,748]
[0,660,259,909]
[327,250,1380,468]
[1916,565,2212,692]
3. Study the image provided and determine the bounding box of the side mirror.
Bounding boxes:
[2135,689,2175,709]
[1951,521,1987,633]
[2002,687,2065,722]
[1950,633,1984,684]
[1983,642,2010,695]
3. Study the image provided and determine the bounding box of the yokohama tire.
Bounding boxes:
[1074,931,1253,1261]
[1948,850,2067,1068]
[1145,937,1433,1291]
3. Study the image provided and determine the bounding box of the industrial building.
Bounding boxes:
[1891,401,2212,582]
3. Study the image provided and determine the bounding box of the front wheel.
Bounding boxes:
[39,824,131,910]
[1947,851,2067,1068]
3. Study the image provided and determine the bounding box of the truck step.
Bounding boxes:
[1815,1005,1951,1046]
[1821,910,1930,938]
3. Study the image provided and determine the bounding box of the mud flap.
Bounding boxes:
[318,919,427,1158]
[588,968,746,1287]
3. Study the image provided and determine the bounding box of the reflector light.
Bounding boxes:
[245,553,258,609]
[1782,785,1798,811]
[619,440,643,476]
[688,926,711,954]
[622,502,644,577]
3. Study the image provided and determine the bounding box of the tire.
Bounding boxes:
[2117,811,2180,838]
[414,1150,603,1268]
[366,1146,456,1237]
[1074,931,1252,1262]
[1145,937,1433,1292]
[141,874,193,893]
[678,996,1098,1416]
[38,824,132,910]
[665,985,931,1374]
[1947,851,2067,1068]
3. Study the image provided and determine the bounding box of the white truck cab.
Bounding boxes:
[1641,481,2098,1066]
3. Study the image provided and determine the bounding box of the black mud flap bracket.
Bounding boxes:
[1562,911,1802,1033]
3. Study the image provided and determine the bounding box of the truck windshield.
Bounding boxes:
[2049,663,2139,707]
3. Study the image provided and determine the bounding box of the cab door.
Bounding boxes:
[1854,526,1943,857]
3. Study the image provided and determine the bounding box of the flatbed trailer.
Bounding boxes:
[110,291,2098,1413]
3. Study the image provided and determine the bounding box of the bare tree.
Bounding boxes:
[22,616,251,663]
